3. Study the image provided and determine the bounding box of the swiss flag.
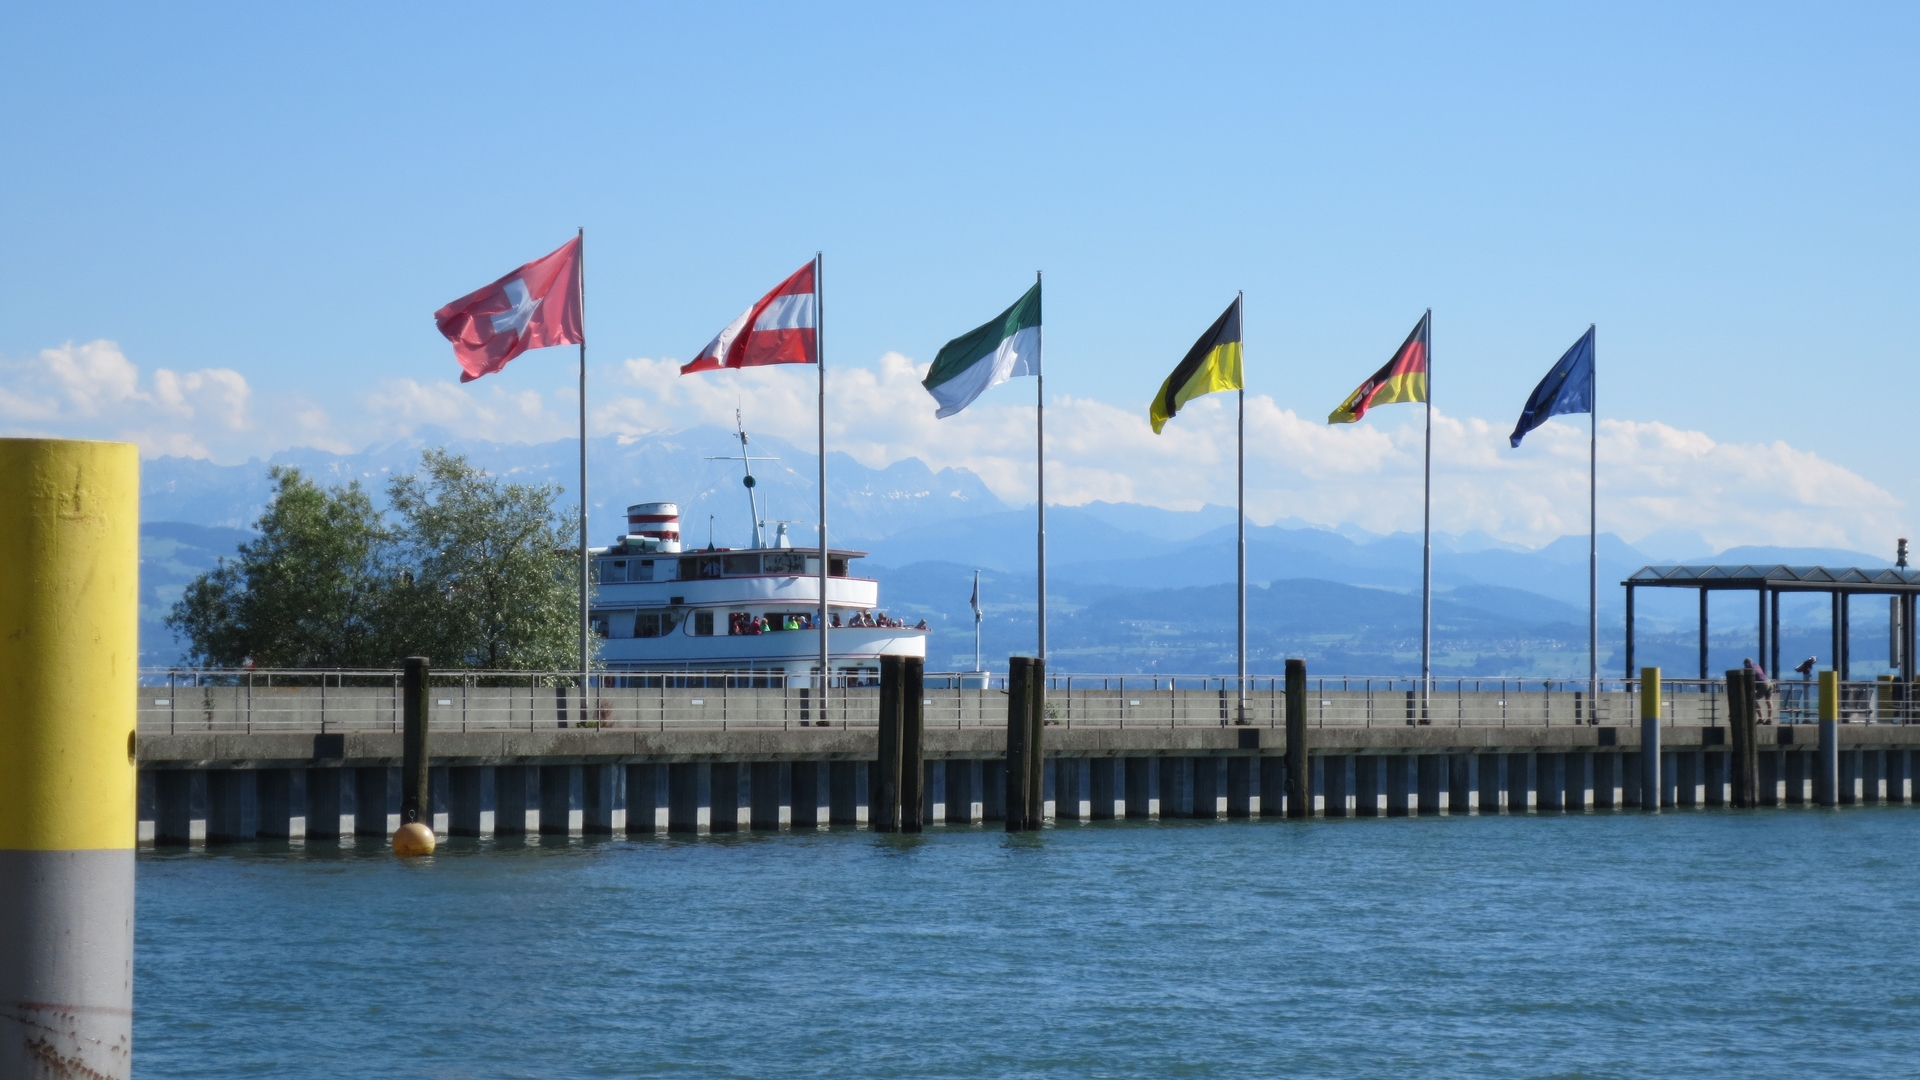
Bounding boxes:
[435,237,583,382]
[682,261,816,374]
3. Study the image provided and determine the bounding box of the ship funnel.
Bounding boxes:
[627,502,682,553]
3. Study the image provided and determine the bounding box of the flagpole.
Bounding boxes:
[1588,324,1598,716]
[1421,308,1432,722]
[974,569,982,674]
[816,252,830,697]
[1236,291,1246,725]
[577,226,590,709]
[1036,270,1047,667]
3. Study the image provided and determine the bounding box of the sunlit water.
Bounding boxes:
[137,810,1920,1078]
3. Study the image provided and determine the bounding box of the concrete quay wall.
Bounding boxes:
[137,723,1920,844]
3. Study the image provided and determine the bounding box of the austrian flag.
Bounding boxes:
[435,237,583,382]
[682,261,817,374]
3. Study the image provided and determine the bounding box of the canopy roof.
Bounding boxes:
[1625,564,1920,593]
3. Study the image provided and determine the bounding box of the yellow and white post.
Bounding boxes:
[1639,667,1662,810]
[0,439,138,1079]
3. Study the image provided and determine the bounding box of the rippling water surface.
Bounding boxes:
[137,810,1920,1078]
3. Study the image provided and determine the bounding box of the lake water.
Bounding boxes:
[137,810,1920,1078]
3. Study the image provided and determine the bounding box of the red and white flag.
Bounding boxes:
[434,237,583,382]
[681,261,817,374]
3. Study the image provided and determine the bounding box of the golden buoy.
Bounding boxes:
[391,821,436,857]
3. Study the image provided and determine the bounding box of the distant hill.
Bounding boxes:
[138,522,253,667]
[134,430,1899,676]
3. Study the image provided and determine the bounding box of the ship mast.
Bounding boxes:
[705,408,778,549]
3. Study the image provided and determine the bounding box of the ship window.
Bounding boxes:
[723,554,760,575]
[634,613,660,638]
[608,559,628,583]
[591,618,610,638]
[829,557,849,577]
[681,556,724,580]
[634,559,654,582]
[763,552,806,575]
[693,611,715,636]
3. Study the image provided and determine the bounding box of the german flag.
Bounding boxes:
[1150,296,1242,434]
[1329,310,1429,424]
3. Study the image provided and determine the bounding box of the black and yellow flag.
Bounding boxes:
[1150,296,1242,434]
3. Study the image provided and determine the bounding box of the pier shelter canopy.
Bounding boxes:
[1623,564,1920,682]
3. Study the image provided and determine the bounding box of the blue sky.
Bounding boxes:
[3,2,1915,550]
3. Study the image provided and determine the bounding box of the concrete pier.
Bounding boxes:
[306,767,341,840]
[495,765,528,835]
[627,763,659,834]
[583,764,614,835]
[828,761,859,825]
[1448,755,1471,814]
[354,766,389,837]
[1190,757,1218,820]
[668,763,699,833]
[448,766,483,837]
[1226,757,1251,819]
[710,762,740,833]
[1258,756,1286,819]
[1126,757,1152,819]
[206,769,246,844]
[790,762,821,828]
[749,762,781,831]
[1089,758,1117,820]
[538,765,571,836]
[256,768,293,840]
[155,769,192,846]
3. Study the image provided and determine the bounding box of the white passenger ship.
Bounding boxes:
[589,501,927,682]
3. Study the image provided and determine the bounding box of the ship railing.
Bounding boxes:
[135,669,1917,735]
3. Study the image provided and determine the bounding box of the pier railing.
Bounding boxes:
[135,669,1918,734]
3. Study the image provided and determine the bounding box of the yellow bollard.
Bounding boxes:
[0,439,138,1080]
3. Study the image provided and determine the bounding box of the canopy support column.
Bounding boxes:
[1770,588,1781,679]
[1624,584,1636,679]
[1698,588,1709,681]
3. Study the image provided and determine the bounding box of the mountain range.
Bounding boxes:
[136,428,1899,676]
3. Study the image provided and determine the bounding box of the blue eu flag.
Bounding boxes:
[1509,325,1594,448]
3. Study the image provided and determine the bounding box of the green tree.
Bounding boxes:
[385,448,586,671]
[166,466,392,667]
[167,450,588,671]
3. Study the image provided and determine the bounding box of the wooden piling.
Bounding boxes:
[875,654,903,832]
[401,657,431,828]
[900,656,925,832]
[1727,668,1760,807]
[1285,658,1309,818]
[1006,657,1033,832]
[1027,657,1046,829]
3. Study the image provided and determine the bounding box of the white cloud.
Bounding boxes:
[602,352,1906,552]
[356,376,575,445]
[0,340,257,459]
[5,339,1900,552]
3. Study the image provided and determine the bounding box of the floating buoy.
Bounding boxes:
[392,821,436,857]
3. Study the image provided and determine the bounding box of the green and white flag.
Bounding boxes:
[922,282,1041,418]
